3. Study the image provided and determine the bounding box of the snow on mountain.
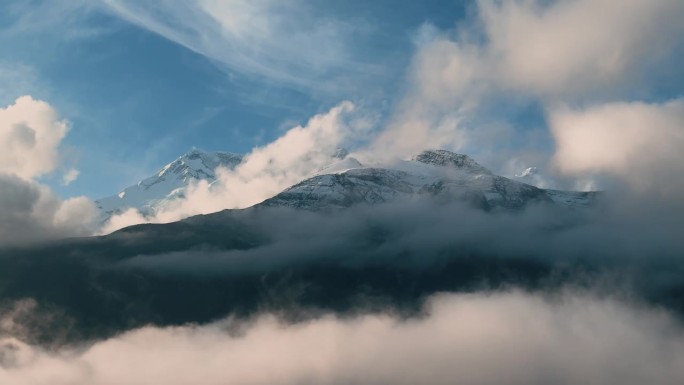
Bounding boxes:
[516,167,538,178]
[512,165,560,190]
[96,149,243,220]
[263,150,598,210]
[97,149,598,225]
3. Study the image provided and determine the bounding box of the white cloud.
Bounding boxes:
[100,0,372,91]
[368,38,475,158]
[0,96,96,245]
[373,0,684,174]
[2,291,684,384]
[549,99,684,192]
[102,102,365,232]
[60,168,79,186]
[479,0,684,97]
[98,207,147,235]
[0,96,69,180]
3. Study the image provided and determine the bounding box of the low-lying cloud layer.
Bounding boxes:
[2,291,683,385]
[1,1,683,383]
[2,193,682,347]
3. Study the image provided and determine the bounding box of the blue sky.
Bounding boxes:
[2,0,683,202]
[0,0,471,198]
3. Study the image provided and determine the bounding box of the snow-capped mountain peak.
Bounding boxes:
[151,149,242,185]
[96,148,598,226]
[96,149,243,219]
[264,150,598,210]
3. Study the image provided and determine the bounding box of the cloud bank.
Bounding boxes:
[550,99,684,193]
[479,0,684,97]
[374,0,684,183]
[0,96,96,245]
[2,291,684,385]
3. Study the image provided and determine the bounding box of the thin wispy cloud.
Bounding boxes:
[100,0,380,92]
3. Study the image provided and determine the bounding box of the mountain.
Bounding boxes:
[264,150,598,210]
[96,149,243,220]
[6,150,674,352]
[95,148,596,226]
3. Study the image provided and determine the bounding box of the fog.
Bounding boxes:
[2,290,684,385]
[1,0,683,383]
[2,188,684,350]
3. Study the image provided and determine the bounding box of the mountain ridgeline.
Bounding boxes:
[96,149,597,222]
[4,149,681,350]
[96,150,243,221]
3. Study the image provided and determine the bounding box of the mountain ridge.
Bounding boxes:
[96,149,598,225]
[263,150,597,210]
[96,149,243,220]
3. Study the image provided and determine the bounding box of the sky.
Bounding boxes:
[0,0,470,199]
[3,2,684,383]
[1,0,684,239]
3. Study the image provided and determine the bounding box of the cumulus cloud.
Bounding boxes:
[549,99,684,192]
[2,291,684,385]
[0,174,96,245]
[102,102,367,232]
[0,96,69,180]
[0,96,96,245]
[479,0,684,97]
[372,0,684,184]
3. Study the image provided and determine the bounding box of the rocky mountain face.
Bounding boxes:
[264,150,597,210]
[95,149,597,224]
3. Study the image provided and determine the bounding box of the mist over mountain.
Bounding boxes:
[1,150,681,352]
[96,148,597,221]
[2,1,684,384]
[96,150,243,222]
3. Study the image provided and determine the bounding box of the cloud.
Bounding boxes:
[371,0,684,179]
[92,0,684,236]
[99,0,376,91]
[0,174,96,246]
[98,207,146,235]
[549,98,684,193]
[479,0,684,97]
[0,1,102,39]
[368,35,484,159]
[2,291,684,385]
[4,191,684,347]
[60,169,79,186]
[0,96,69,180]
[102,101,367,232]
[0,96,96,245]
